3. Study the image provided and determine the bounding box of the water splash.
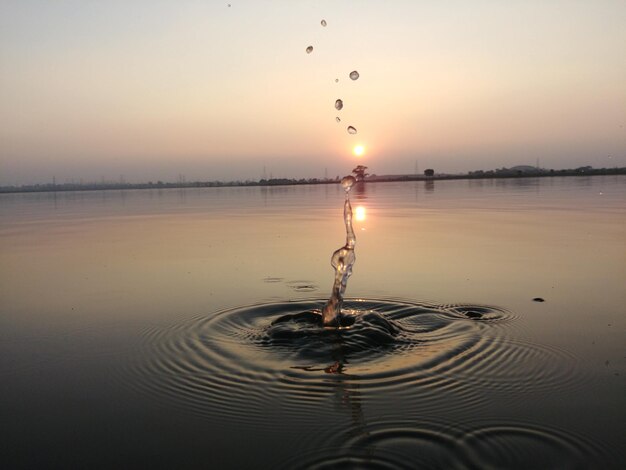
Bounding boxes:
[336,117,341,123]
[133,296,610,469]
[321,175,357,327]
[347,126,357,135]
[341,175,356,192]
[349,70,360,80]
[306,46,313,54]
[335,99,343,111]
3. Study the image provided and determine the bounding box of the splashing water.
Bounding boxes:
[335,99,343,111]
[321,175,357,327]
[341,174,356,192]
[306,46,313,54]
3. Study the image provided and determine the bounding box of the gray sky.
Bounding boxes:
[1,0,625,185]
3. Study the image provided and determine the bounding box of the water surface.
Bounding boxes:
[1,176,624,468]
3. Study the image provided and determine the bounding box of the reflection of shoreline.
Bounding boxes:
[354,180,367,200]
[3,170,624,194]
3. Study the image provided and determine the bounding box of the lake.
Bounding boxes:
[1,175,624,468]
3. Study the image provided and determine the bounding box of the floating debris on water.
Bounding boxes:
[286,281,319,293]
[306,46,313,54]
[335,99,343,110]
[349,70,360,80]
[347,126,357,134]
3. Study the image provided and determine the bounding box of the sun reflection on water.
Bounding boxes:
[355,205,366,222]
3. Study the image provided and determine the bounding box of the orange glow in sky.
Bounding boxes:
[0,2,624,185]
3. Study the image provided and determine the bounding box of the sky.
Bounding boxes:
[1,0,625,185]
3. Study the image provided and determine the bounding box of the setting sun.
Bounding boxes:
[353,145,365,157]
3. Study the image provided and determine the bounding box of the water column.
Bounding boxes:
[321,175,357,327]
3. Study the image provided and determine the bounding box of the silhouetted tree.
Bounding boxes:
[352,165,369,181]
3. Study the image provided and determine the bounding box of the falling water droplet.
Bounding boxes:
[336,117,341,123]
[335,78,339,83]
[335,99,343,111]
[321,19,327,27]
[306,46,313,54]
[349,70,360,80]
[347,126,357,134]
[341,175,356,192]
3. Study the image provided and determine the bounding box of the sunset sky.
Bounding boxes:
[1,0,625,185]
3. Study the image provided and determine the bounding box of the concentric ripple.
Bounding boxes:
[459,421,616,470]
[127,299,585,412]
[280,419,613,470]
[339,422,463,470]
[126,298,561,419]
[121,298,607,466]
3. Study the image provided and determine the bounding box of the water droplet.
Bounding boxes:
[349,70,359,80]
[321,19,327,27]
[336,117,341,123]
[335,99,343,111]
[335,78,339,83]
[347,126,357,134]
[341,175,356,192]
[306,46,313,54]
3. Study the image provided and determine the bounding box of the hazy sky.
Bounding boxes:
[1,0,625,185]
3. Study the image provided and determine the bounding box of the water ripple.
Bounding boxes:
[459,420,616,469]
[121,298,603,466]
[127,299,570,414]
[278,419,613,469]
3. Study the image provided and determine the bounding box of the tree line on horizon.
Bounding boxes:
[1,165,624,193]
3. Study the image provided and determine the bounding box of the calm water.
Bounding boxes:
[1,176,624,469]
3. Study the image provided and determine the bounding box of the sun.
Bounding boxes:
[353,145,365,157]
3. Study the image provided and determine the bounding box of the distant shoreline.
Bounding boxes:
[1,167,624,194]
